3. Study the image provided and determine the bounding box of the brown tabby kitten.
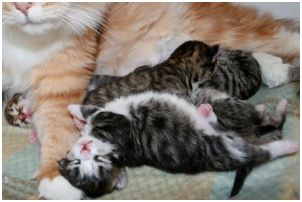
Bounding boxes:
[84,41,268,142]
[84,41,220,106]
[4,93,31,128]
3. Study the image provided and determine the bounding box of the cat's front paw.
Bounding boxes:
[37,167,83,199]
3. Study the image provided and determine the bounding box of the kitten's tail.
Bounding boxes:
[207,134,299,197]
[228,139,299,197]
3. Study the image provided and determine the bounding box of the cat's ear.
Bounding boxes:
[68,104,99,129]
[114,167,128,190]
[209,44,220,63]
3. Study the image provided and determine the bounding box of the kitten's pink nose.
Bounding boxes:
[14,2,32,16]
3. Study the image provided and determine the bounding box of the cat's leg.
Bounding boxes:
[252,52,299,88]
[33,35,96,199]
[34,100,84,200]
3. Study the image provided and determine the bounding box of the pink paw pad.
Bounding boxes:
[197,104,213,118]
[28,130,39,144]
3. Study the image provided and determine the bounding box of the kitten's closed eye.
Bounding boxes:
[69,159,81,166]
[94,155,111,164]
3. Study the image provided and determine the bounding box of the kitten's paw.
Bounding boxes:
[38,176,83,200]
[252,52,294,88]
[255,104,266,114]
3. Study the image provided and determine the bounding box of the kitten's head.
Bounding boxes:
[169,40,220,67]
[58,104,129,198]
[3,2,107,35]
[4,93,31,127]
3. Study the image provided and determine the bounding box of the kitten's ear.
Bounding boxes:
[209,44,220,63]
[68,104,85,120]
[115,168,128,190]
[57,158,68,172]
[68,104,99,129]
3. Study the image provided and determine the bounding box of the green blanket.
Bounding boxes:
[2,83,300,199]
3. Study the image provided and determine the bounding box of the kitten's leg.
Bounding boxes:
[248,130,283,145]
[205,134,299,171]
[252,52,299,88]
[260,99,287,129]
[251,99,288,144]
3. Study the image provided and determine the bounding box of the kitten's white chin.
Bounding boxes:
[39,176,83,199]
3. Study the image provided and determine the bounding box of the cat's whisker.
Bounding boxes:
[56,14,79,34]
[58,9,100,34]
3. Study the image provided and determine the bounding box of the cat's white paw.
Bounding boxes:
[38,176,83,200]
[252,52,292,88]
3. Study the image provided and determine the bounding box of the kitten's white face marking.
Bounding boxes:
[68,134,115,177]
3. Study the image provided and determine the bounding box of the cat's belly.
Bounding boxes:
[95,33,192,76]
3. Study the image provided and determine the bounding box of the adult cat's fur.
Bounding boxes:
[2,2,299,199]
[58,92,298,198]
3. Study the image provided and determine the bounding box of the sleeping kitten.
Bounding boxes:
[58,92,299,198]
[84,40,260,106]
[4,93,31,128]
[4,93,39,144]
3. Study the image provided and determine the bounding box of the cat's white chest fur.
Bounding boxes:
[3,30,71,94]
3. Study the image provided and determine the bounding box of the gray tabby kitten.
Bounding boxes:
[4,93,32,128]
[58,92,298,198]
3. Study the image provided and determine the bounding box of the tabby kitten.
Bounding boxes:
[84,40,220,106]
[85,40,261,117]
[4,93,31,128]
[58,92,299,198]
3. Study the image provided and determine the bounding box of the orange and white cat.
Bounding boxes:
[3,2,299,199]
